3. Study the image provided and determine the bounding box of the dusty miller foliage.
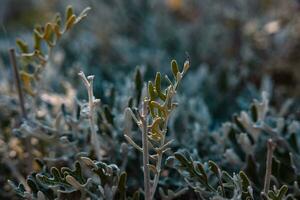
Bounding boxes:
[0,4,299,200]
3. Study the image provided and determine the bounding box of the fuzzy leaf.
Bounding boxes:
[171,60,179,80]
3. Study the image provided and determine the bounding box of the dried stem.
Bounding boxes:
[9,48,27,119]
[141,98,151,200]
[263,139,276,194]
[78,71,102,161]
[9,48,33,172]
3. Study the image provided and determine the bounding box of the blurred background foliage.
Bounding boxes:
[0,0,300,199]
[1,0,299,122]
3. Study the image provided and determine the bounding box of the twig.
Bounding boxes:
[263,139,276,194]
[141,98,151,200]
[78,71,102,161]
[151,121,168,199]
[9,48,33,172]
[9,48,27,119]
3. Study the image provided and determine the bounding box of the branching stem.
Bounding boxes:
[141,98,151,200]
[151,118,168,199]
[78,71,102,161]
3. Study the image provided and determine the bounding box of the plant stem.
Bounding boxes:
[9,48,33,172]
[263,139,276,194]
[78,71,102,161]
[141,98,151,200]
[151,119,168,199]
[9,48,27,119]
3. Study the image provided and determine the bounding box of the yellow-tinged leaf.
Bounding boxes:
[16,39,29,53]
[54,13,62,26]
[148,117,164,141]
[65,15,76,31]
[33,31,42,51]
[148,131,163,141]
[148,81,157,100]
[155,72,161,92]
[20,71,35,96]
[53,24,62,39]
[43,23,53,40]
[150,101,167,118]
[65,5,74,22]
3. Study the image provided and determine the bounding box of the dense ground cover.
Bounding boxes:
[0,1,299,199]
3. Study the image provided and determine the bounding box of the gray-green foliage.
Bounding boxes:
[1,3,300,200]
[9,158,127,200]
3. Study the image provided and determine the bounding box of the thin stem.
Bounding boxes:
[151,89,174,199]
[78,71,102,161]
[263,139,276,194]
[151,120,168,199]
[9,48,27,119]
[141,98,151,200]
[9,48,33,172]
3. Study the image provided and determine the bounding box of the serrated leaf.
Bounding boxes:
[65,175,82,190]
[239,171,251,191]
[277,185,288,199]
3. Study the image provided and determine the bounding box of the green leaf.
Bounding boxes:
[135,68,143,105]
[8,180,26,198]
[16,39,29,53]
[208,160,220,175]
[33,31,42,51]
[239,171,251,192]
[65,5,74,22]
[171,60,179,80]
[155,72,161,93]
[65,15,76,30]
[174,152,190,167]
[195,162,208,183]
[104,105,114,125]
[132,190,140,200]
[148,81,157,101]
[61,161,85,184]
[277,185,288,199]
[250,104,258,122]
